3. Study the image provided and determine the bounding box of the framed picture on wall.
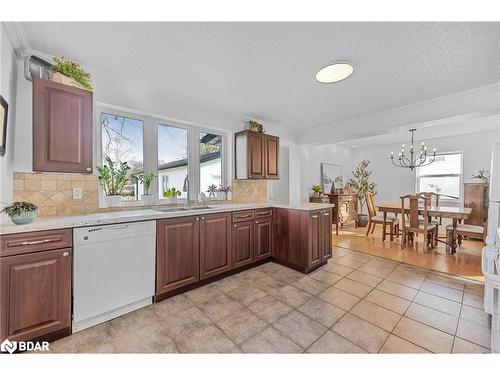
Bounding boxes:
[321,163,343,194]
[0,95,8,157]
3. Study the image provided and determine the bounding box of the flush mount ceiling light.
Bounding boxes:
[315,61,354,84]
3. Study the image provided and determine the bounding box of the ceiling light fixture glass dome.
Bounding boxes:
[315,61,354,83]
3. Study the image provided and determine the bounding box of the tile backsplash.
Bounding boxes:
[231,179,268,203]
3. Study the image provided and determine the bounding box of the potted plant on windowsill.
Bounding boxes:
[311,184,322,197]
[217,185,232,201]
[163,188,182,204]
[1,201,38,225]
[137,172,156,205]
[97,156,131,207]
[348,160,376,227]
[206,184,218,200]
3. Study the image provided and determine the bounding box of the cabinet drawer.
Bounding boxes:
[255,208,272,218]
[232,210,255,223]
[1,229,73,257]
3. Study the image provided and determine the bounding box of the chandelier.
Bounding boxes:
[390,129,436,170]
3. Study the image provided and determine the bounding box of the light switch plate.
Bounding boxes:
[73,187,83,200]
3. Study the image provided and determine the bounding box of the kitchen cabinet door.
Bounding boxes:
[309,210,322,268]
[33,78,93,173]
[0,248,72,342]
[254,217,272,261]
[264,135,279,179]
[200,213,231,279]
[248,132,265,179]
[156,217,200,294]
[232,220,254,269]
[321,209,333,261]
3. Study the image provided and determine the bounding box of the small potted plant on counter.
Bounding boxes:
[163,188,182,204]
[311,184,322,197]
[206,184,218,200]
[137,172,156,205]
[1,201,38,225]
[97,156,131,207]
[348,159,376,227]
[217,185,232,201]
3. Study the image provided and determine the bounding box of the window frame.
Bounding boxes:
[415,151,463,202]
[95,103,228,207]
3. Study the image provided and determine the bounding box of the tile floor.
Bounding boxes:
[49,247,491,354]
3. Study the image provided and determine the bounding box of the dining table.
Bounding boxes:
[376,203,473,254]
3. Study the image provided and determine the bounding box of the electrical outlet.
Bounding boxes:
[73,187,83,200]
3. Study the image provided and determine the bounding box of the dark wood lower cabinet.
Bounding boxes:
[309,210,322,268]
[200,213,232,279]
[232,220,254,269]
[156,217,200,294]
[321,208,333,261]
[254,217,272,261]
[0,247,72,342]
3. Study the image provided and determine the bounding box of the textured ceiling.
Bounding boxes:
[22,22,500,130]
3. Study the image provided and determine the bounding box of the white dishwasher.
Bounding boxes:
[73,221,156,332]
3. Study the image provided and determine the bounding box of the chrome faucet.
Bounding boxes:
[183,174,191,206]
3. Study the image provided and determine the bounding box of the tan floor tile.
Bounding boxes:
[257,261,287,274]
[226,285,268,306]
[405,303,458,334]
[463,292,483,309]
[456,319,491,349]
[213,274,245,293]
[357,263,396,279]
[254,275,289,290]
[464,282,484,296]
[365,289,410,315]
[323,261,355,276]
[162,306,212,341]
[273,311,327,349]
[332,313,389,353]
[216,308,267,345]
[176,325,239,353]
[460,305,491,327]
[331,247,353,258]
[351,300,401,332]
[346,270,383,287]
[290,276,329,295]
[273,268,306,283]
[50,323,111,353]
[240,326,303,353]
[386,271,425,289]
[394,264,429,280]
[333,257,365,269]
[268,285,312,308]
[108,306,162,337]
[237,269,269,284]
[376,279,418,301]
[247,294,293,323]
[343,252,373,264]
[198,293,244,322]
[366,257,399,268]
[334,278,373,299]
[297,297,346,327]
[379,334,430,353]
[319,286,360,311]
[393,317,454,353]
[153,294,194,317]
[413,291,461,317]
[420,281,464,302]
[452,337,490,354]
[185,283,223,305]
[112,324,174,353]
[426,273,465,291]
[307,331,366,353]
[308,269,343,285]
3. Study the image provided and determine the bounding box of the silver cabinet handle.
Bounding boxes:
[312,215,318,218]
[255,221,259,224]
[233,224,237,228]
[62,252,70,257]
[86,167,91,171]
[195,218,200,221]
[324,213,330,216]
[201,217,205,220]
[21,239,51,245]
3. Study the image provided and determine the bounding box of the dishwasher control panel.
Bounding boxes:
[73,221,156,246]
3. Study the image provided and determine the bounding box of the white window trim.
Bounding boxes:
[95,103,229,208]
[415,150,464,203]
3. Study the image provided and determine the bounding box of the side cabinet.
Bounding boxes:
[156,217,200,294]
[199,213,231,279]
[33,77,93,173]
[0,230,72,343]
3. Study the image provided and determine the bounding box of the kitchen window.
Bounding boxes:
[416,152,462,200]
[97,105,227,206]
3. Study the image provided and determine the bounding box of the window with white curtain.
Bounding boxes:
[416,152,462,200]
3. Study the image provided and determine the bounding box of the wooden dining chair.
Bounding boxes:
[445,223,486,252]
[401,194,437,252]
[419,192,441,245]
[365,192,399,241]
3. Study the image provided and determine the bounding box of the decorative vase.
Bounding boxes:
[216,191,226,201]
[166,196,177,205]
[313,191,320,197]
[357,214,368,227]
[105,195,122,207]
[141,194,153,205]
[10,210,37,225]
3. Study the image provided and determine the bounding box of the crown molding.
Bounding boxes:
[2,22,30,58]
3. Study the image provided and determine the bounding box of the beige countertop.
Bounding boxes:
[0,201,334,235]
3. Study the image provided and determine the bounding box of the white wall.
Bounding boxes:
[0,24,19,204]
[351,128,500,205]
[299,143,354,201]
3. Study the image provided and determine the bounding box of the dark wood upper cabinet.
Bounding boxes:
[156,217,200,295]
[235,130,279,180]
[33,78,93,173]
[254,217,272,261]
[199,213,231,279]
[1,245,71,342]
[232,220,254,269]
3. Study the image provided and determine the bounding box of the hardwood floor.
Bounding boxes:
[332,220,484,282]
